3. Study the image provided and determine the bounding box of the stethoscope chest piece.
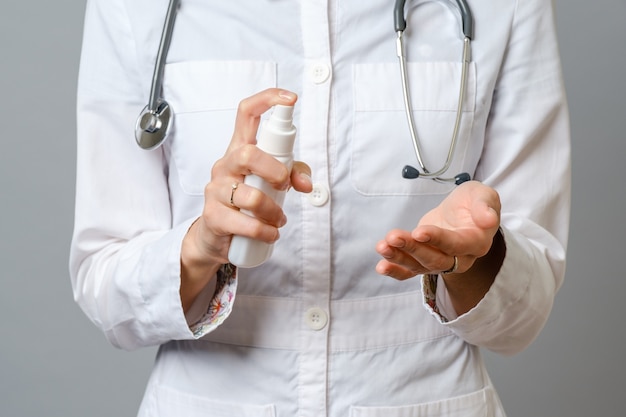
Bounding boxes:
[135,99,173,150]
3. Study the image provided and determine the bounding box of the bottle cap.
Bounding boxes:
[257,105,296,154]
[267,105,294,130]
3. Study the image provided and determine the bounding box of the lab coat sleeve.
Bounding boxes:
[424,0,571,355]
[70,0,224,350]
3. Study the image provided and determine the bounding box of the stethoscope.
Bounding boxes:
[134,0,179,151]
[135,0,473,185]
[395,0,473,184]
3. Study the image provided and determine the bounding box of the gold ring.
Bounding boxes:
[441,255,458,274]
[229,182,239,207]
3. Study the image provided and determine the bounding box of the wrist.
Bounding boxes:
[441,228,505,315]
[180,218,222,312]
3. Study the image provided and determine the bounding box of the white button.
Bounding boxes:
[310,63,331,84]
[305,307,328,331]
[307,183,330,207]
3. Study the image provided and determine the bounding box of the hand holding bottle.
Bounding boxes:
[228,104,297,267]
[179,89,312,310]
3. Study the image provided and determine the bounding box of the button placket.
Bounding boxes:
[298,1,333,416]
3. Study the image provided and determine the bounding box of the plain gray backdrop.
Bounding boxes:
[1,1,624,416]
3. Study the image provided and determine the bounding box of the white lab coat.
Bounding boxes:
[70,0,571,416]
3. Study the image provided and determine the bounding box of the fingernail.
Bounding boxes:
[388,236,405,248]
[279,215,288,227]
[278,90,297,100]
[414,235,430,243]
[299,172,312,184]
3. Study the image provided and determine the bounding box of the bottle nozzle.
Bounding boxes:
[268,105,294,129]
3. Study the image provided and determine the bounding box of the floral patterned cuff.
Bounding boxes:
[422,273,449,323]
[189,263,238,338]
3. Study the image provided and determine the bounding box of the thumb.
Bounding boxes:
[471,190,501,231]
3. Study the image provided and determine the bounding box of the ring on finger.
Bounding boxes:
[229,182,239,207]
[441,255,458,274]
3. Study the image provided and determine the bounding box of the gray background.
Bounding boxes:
[1,1,624,416]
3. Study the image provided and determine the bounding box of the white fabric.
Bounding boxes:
[70,0,571,416]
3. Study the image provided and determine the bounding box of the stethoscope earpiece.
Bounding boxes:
[402,165,472,185]
[135,99,173,150]
[454,172,471,185]
[402,165,421,179]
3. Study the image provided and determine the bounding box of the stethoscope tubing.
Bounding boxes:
[136,0,474,184]
[394,0,473,183]
[134,0,179,150]
[397,35,471,178]
[148,0,180,112]
[394,0,473,39]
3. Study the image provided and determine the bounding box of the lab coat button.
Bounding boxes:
[310,63,331,84]
[307,183,330,207]
[305,307,328,331]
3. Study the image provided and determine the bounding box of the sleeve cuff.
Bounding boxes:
[136,218,238,344]
[421,273,458,323]
[420,226,553,354]
[188,263,238,338]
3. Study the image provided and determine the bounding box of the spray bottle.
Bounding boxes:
[228,105,296,268]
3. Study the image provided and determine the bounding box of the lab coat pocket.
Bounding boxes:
[149,384,276,417]
[163,60,276,195]
[351,61,476,196]
[349,387,494,417]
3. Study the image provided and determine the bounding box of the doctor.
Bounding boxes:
[70,0,570,416]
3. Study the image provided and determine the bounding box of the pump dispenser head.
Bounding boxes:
[268,105,294,129]
[256,105,297,155]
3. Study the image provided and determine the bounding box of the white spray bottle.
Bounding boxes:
[228,104,296,268]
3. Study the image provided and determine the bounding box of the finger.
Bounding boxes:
[382,228,468,273]
[290,161,313,193]
[375,259,418,280]
[202,184,283,245]
[375,238,421,270]
[471,196,501,230]
[375,233,419,279]
[229,88,298,150]
[208,204,281,245]
[376,235,461,278]
[376,232,420,279]
[228,182,287,228]
[462,181,501,229]
[220,144,292,188]
[412,225,491,258]
[229,211,282,244]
